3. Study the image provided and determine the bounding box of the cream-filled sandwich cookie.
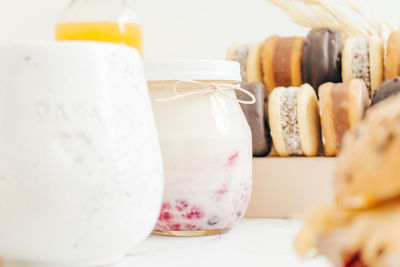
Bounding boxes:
[319,79,369,157]
[369,36,385,91]
[342,36,384,96]
[226,43,263,83]
[261,35,304,95]
[336,93,400,209]
[268,84,320,157]
[302,28,342,95]
[238,82,272,157]
[385,30,400,80]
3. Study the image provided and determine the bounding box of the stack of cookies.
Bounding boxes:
[295,93,400,267]
[228,29,400,158]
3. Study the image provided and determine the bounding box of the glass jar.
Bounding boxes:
[55,0,142,55]
[145,60,253,237]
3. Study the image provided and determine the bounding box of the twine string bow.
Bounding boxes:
[155,80,256,105]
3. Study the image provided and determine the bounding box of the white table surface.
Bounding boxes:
[114,219,331,267]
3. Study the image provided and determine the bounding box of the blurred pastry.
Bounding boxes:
[268,84,320,157]
[336,93,400,209]
[296,199,400,267]
[296,94,400,267]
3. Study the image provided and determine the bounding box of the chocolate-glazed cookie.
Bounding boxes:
[238,82,272,157]
[302,28,342,94]
[371,77,400,106]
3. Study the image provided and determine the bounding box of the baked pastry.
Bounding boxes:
[385,30,400,80]
[261,35,304,94]
[268,84,320,157]
[318,79,369,157]
[371,77,400,106]
[342,36,384,96]
[302,28,342,94]
[226,43,263,83]
[295,199,400,267]
[238,82,272,157]
[335,93,400,209]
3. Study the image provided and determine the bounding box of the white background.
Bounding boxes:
[0,0,398,60]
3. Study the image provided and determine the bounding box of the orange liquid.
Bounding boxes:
[56,22,142,55]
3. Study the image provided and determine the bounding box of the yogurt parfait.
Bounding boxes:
[146,60,253,236]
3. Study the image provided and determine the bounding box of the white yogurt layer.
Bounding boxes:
[150,87,253,232]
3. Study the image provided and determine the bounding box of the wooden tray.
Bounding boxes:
[245,157,336,218]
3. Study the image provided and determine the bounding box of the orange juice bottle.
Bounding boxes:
[56,0,142,55]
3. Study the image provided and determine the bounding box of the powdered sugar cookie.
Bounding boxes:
[226,43,263,83]
[268,84,320,157]
[342,36,384,96]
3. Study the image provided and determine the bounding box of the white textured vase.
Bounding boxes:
[0,42,163,266]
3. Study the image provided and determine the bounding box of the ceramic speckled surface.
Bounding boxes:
[0,42,163,266]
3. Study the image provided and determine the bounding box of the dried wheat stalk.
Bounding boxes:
[266,0,395,41]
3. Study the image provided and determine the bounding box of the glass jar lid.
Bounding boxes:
[144,60,242,82]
